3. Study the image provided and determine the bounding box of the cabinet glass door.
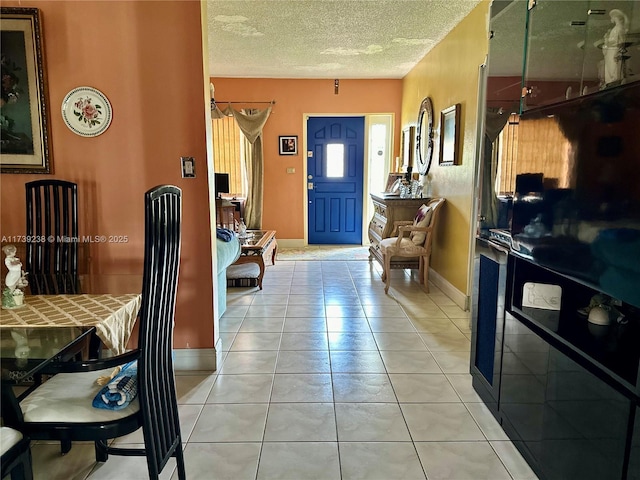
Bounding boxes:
[581,1,640,95]
[523,0,590,109]
[523,0,640,110]
[478,0,527,233]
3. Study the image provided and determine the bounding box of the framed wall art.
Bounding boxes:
[1,7,52,173]
[279,135,298,155]
[439,103,461,166]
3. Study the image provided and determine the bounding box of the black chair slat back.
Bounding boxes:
[137,185,183,477]
[25,180,79,294]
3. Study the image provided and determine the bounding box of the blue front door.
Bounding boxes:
[307,116,365,244]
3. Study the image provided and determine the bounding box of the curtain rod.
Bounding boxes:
[216,100,275,105]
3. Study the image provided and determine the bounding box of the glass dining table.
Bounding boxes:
[0,274,143,400]
[1,326,94,386]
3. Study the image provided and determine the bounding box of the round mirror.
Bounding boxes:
[416,97,434,175]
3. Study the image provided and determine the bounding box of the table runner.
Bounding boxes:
[0,294,141,355]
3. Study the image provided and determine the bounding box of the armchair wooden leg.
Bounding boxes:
[422,255,431,293]
[383,253,392,294]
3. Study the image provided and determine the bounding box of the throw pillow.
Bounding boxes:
[411,204,433,245]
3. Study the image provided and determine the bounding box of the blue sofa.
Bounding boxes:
[216,236,241,318]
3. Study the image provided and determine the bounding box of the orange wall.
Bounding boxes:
[0,1,215,349]
[209,78,403,240]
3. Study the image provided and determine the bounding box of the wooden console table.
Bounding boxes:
[232,230,277,290]
[368,194,428,268]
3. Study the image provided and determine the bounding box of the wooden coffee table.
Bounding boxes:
[232,230,277,289]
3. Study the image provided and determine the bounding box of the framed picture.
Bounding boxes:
[279,135,298,155]
[1,7,52,174]
[401,125,416,170]
[439,103,461,166]
[385,173,404,193]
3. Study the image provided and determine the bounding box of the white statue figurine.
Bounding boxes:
[601,9,629,86]
[2,244,28,307]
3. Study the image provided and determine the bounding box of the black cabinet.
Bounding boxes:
[501,312,632,479]
[499,253,640,479]
[507,254,640,391]
[630,406,640,480]
[470,238,509,417]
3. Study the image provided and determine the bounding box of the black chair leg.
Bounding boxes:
[95,439,108,462]
[176,447,187,480]
[7,450,33,480]
[60,439,71,455]
[10,465,24,480]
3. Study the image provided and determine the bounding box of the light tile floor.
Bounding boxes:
[28,259,539,480]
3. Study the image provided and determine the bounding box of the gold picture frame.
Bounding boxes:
[1,7,52,174]
[439,103,461,166]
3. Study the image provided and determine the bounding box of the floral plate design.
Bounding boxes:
[61,86,112,137]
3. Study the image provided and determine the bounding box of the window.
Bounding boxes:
[326,143,344,178]
[212,116,244,196]
[369,122,388,194]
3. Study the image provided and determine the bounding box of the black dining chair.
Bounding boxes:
[25,180,80,295]
[0,427,33,480]
[2,185,186,479]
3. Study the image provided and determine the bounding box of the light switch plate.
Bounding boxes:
[181,157,195,178]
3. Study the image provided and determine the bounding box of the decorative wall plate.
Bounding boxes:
[61,86,112,137]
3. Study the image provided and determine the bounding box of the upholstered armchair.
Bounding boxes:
[379,197,445,293]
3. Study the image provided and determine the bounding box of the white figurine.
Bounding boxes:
[601,9,629,86]
[2,244,28,307]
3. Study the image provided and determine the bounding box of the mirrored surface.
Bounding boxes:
[415,97,434,175]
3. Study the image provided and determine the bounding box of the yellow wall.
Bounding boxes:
[401,1,490,295]
[0,1,216,349]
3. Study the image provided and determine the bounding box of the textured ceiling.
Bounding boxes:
[207,0,483,79]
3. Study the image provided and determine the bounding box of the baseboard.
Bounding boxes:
[276,239,305,248]
[173,347,217,372]
[429,268,470,311]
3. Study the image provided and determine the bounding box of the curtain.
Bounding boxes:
[230,106,272,229]
[211,103,231,119]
